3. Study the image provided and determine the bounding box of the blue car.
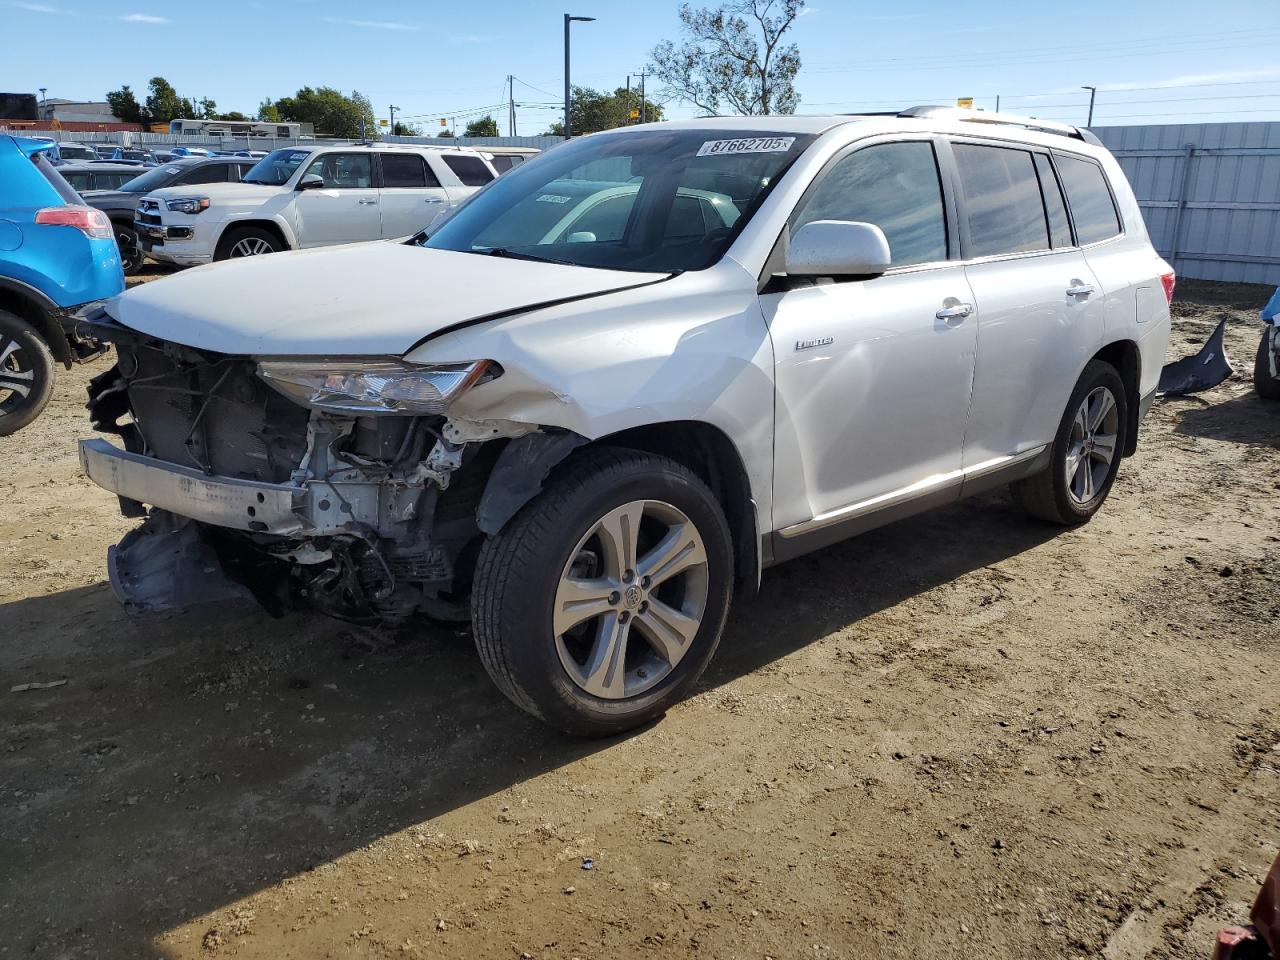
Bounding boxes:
[0,135,124,435]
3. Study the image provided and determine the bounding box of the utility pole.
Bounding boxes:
[632,70,647,124]
[995,94,1000,112]
[389,104,399,137]
[507,75,516,136]
[1082,85,1097,127]
[563,14,595,138]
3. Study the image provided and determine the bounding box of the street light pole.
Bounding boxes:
[389,104,399,137]
[1082,85,1097,127]
[563,13,595,138]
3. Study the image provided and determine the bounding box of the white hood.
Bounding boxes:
[110,242,666,356]
[144,181,287,205]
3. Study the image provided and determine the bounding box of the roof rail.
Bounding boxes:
[898,105,1102,145]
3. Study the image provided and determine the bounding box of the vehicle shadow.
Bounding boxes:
[0,489,1059,957]
[1169,391,1280,449]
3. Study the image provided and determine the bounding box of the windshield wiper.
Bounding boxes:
[479,247,575,266]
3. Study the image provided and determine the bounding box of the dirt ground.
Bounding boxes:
[1,274,1277,959]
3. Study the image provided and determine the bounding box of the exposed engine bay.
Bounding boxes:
[84,320,578,624]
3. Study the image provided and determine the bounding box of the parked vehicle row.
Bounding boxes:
[75,108,1174,734]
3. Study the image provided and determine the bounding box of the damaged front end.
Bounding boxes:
[82,319,565,624]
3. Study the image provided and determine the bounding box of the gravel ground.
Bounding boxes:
[0,273,1277,959]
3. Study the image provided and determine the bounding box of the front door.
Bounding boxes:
[293,152,380,247]
[761,139,978,536]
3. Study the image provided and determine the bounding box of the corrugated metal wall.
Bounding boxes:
[1093,121,1280,285]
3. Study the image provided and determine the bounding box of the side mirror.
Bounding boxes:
[297,174,325,191]
[785,220,891,278]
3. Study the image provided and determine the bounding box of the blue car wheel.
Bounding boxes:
[0,309,56,436]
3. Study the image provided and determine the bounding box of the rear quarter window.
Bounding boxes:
[443,154,495,187]
[1054,153,1122,245]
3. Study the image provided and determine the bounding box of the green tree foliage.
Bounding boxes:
[144,76,195,124]
[105,85,144,124]
[392,121,421,136]
[463,115,500,138]
[650,0,804,115]
[261,87,378,139]
[544,85,666,136]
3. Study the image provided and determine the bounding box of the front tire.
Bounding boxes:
[1011,360,1128,525]
[216,226,282,261]
[115,223,144,275]
[472,448,734,736]
[1254,326,1280,400]
[0,309,56,437]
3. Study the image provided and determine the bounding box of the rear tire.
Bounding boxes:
[1254,327,1280,401]
[0,309,56,437]
[1011,360,1128,525]
[472,447,734,737]
[216,226,282,261]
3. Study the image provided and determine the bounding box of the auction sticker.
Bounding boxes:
[696,136,795,157]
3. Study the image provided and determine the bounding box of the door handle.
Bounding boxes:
[936,302,974,321]
[423,198,443,204]
[1066,282,1095,298]
[357,198,377,205]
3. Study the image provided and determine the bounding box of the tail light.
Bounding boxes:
[1160,270,1176,304]
[35,205,113,240]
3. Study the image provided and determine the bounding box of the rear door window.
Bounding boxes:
[1054,153,1122,244]
[792,140,948,267]
[952,143,1050,258]
[443,154,494,187]
[1033,153,1073,248]
[381,153,441,188]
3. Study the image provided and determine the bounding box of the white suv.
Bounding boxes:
[82,108,1172,735]
[133,144,497,266]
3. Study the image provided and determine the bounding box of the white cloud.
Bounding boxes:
[1100,67,1280,91]
[120,11,167,21]
[323,16,419,31]
[9,2,61,12]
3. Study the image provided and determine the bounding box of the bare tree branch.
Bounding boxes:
[648,0,804,116]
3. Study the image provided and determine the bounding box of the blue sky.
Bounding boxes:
[3,0,1280,134]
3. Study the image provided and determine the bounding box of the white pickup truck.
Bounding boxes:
[133,143,497,266]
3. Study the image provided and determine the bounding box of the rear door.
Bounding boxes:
[947,139,1104,472]
[438,152,495,204]
[292,152,380,247]
[376,152,450,238]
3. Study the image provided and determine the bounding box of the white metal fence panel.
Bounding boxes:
[1093,122,1280,285]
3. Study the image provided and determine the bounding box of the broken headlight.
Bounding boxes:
[256,359,496,415]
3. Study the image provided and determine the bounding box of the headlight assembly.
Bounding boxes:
[165,197,210,214]
[256,359,498,415]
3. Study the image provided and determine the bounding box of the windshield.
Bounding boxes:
[117,163,192,193]
[58,145,96,161]
[243,148,311,185]
[424,128,814,272]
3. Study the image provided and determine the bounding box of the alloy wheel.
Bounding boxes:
[1065,385,1119,505]
[0,334,35,416]
[553,499,710,700]
[229,237,274,257]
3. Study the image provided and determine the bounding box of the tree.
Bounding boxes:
[262,87,377,139]
[543,86,666,136]
[145,76,193,124]
[220,111,249,122]
[464,115,499,138]
[650,0,804,115]
[105,85,144,125]
[392,121,421,136]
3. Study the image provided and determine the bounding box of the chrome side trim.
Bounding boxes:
[778,446,1048,539]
